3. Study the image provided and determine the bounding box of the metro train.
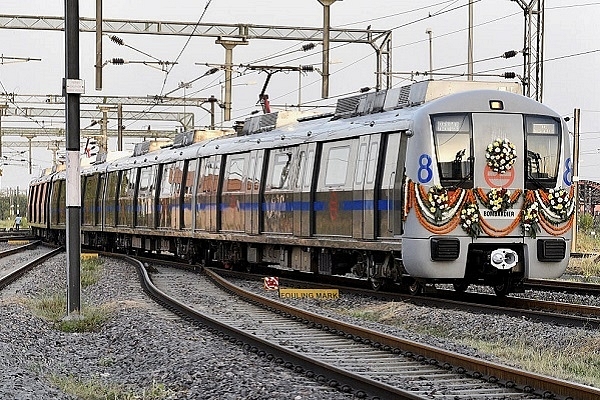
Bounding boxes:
[28,80,575,295]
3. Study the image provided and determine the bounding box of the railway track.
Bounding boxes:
[223,264,600,330]
[0,245,61,289]
[121,256,600,400]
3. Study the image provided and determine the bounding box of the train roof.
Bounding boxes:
[33,80,544,178]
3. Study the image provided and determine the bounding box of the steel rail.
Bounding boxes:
[118,254,432,400]
[206,268,600,400]
[0,239,40,254]
[0,247,62,289]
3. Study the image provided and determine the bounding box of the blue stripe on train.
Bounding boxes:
[115,200,395,213]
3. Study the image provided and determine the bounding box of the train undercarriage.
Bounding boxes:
[26,228,528,297]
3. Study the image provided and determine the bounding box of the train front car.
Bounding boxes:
[402,88,573,295]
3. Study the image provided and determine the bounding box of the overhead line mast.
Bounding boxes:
[0,13,392,117]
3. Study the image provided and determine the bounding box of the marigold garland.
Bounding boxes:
[406,179,574,238]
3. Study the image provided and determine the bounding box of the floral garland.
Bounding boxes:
[485,138,517,173]
[408,180,573,239]
[460,201,481,238]
[414,183,466,226]
[538,187,574,223]
[521,193,541,238]
[427,185,449,222]
[475,188,521,212]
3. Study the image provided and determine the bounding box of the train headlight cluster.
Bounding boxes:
[490,248,518,270]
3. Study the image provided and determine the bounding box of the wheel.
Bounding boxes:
[407,280,422,296]
[453,281,470,293]
[369,277,385,291]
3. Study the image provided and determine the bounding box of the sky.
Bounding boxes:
[0,0,599,191]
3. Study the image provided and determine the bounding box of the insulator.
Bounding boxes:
[300,65,314,72]
[112,58,125,65]
[301,43,316,52]
[207,67,219,75]
[359,86,371,93]
[110,35,124,45]
[503,72,516,79]
[503,50,518,58]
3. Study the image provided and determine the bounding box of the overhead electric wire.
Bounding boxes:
[159,0,214,96]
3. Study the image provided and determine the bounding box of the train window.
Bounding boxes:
[117,169,136,226]
[225,156,246,192]
[355,143,368,185]
[366,142,379,185]
[431,114,472,186]
[268,150,293,190]
[137,166,156,227]
[324,145,351,186]
[525,115,561,188]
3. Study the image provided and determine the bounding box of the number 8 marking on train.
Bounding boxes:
[563,157,573,186]
[418,154,433,184]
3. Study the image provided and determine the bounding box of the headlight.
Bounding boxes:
[490,249,518,270]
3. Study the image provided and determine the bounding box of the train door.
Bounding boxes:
[244,149,264,235]
[293,143,317,237]
[195,155,222,232]
[472,113,524,198]
[377,132,406,238]
[353,134,381,240]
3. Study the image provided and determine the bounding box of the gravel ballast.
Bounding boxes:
[0,253,352,400]
[1,250,599,398]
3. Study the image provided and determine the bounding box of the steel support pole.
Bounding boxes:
[318,0,337,99]
[216,39,247,122]
[26,135,34,174]
[95,0,102,90]
[571,108,580,253]
[117,103,123,151]
[64,0,81,317]
[467,1,473,81]
[0,104,7,159]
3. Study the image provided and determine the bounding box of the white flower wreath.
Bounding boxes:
[547,187,572,219]
[485,138,517,173]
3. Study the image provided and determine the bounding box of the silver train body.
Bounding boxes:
[28,81,575,294]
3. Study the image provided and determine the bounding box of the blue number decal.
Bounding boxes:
[418,154,433,184]
[563,157,573,186]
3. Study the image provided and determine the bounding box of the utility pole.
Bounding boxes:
[97,105,114,153]
[95,0,103,90]
[64,0,82,317]
[117,103,123,151]
[467,1,473,81]
[571,108,580,253]
[317,0,339,98]
[0,104,8,159]
[25,135,34,174]
[426,29,433,80]
[216,39,248,122]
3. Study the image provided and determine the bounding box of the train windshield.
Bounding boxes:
[525,115,561,189]
[432,114,473,187]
